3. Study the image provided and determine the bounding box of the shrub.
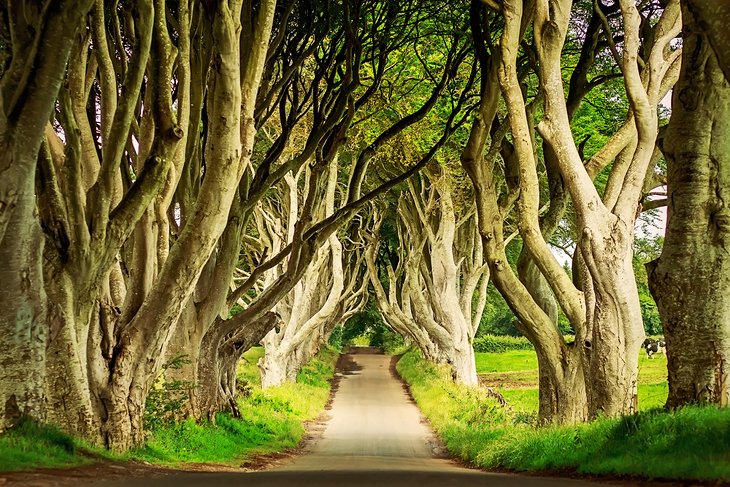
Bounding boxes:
[328,325,344,349]
[144,355,196,431]
[472,334,534,353]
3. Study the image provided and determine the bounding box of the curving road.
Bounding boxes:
[92,348,617,487]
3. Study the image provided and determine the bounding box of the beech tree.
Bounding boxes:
[0,0,94,432]
[31,0,279,450]
[462,0,680,422]
[258,160,369,388]
[367,169,487,384]
[161,0,336,419]
[3,0,723,451]
[185,0,464,408]
[244,0,476,388]
[648,0,730,408]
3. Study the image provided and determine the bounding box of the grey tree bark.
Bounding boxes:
[648,2,730,408]
[495,0,679,418]
[0,0,94,431]
[365,175,488,386]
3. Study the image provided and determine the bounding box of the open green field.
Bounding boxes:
[398,348,730,481]
[476,349,669,411]
[0,346,338,472]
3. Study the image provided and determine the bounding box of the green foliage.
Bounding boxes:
[398,350,730,481]
[328,325,344,349]
[0,419,87,472]
[340,297,387,344]
[634,234,665,335]
[132,346,338,465]
[144,354,196,431]
[336,297,405,353]
[472,335,534,353]
[370,326,406,354]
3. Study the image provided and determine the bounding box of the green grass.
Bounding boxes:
[476,349,669,411]
[475,350,537,374]
[398,349,730,481]
[0,419,98,472]
[132,346,338,465]
[238,346,266,387]
[0,346,338,471]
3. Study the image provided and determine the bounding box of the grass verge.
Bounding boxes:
[397,349,730,481]
[131,345,338,464]
[0,419,99,472]
[0,346,338,471]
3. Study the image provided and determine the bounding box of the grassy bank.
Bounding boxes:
[0,346,338,472]
[0,420,99,472]
[398,349,730,481]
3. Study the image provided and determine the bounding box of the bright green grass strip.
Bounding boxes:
[475,350,537,373]
[399,349,730,481]
[130,346,338,465]
[0,419,99,472]
[476,350,669,412]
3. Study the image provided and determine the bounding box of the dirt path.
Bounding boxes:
[2,348,669,486]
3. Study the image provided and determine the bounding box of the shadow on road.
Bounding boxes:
[94,468,594,487]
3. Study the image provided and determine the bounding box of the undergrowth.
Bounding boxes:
[0,419,94,472]
[397,349,730,481]
[132,346,338,464]
[0,346,338,471]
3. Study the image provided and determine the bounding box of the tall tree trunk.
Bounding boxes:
[0,190,46,430]
[197,312,278,419]
[536,347,587,424]
[648,5,730,408]
[580,225,644,415]
[93,0,276,450]
[0,0,93,431]
[460,21,587,420]
[523,0,679,418]
[451,336,478,386]
[259,160,347,389]
[43,275,98,441]
[163,304,206,417]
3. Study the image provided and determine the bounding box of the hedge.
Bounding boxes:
[472,334,534,353]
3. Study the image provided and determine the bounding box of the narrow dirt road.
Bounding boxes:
[85,347,618,487]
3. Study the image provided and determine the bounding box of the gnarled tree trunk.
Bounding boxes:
[197,312,279,419]
[648,4,730,408]
[0,0,94,431]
